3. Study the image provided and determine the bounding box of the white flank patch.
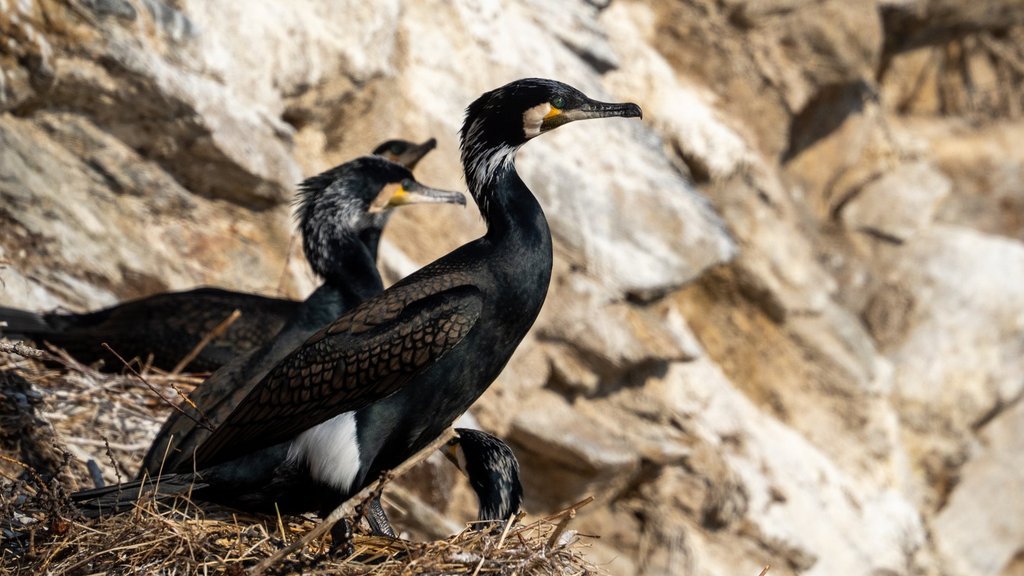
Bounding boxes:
[521,102,551,139]
[287,412,361,492]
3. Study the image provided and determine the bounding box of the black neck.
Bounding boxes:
[317,239,383,303]
[466,149,550,249]
[359,227,383,262]
[465,147,553,339]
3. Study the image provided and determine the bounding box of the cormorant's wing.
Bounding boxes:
[193,283,482,468]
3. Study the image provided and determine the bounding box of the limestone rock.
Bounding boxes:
[737,0,882,108]
[391,0,739,298]
[911,119,1024,240]
[872,227,1024,434]
[11,0,301,205]
[651,360,928,576]
[717,167,838,320]
[520,127,737,297]
[180,0,402,111]
[840,161,952,241]
[508,391,641,510]
[880,0,1024,54]
[538,274,704,389]
[0,0,54,112]
[0,112,301,308]
[932,399,1024,576]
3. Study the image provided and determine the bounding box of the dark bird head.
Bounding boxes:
[445,428,523,524]
[372,138,438,171]
[460,78,642,191]
[295,156,465,280]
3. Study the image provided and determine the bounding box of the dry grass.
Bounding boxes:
[4,493,597,575]
[0,345,603,575]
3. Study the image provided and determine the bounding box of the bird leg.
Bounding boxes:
[364,496,398,538]
[355,470,398,537]
[328,517,355,558]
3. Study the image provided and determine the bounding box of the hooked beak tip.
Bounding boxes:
[622,102,643,120]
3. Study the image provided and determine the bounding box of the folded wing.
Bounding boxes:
[193,283,482,468]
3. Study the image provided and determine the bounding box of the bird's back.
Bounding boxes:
[1,287,299,372]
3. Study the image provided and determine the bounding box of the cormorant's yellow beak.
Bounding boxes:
[541,98,642,132]
[370,181,466,213]
[442,436,468,475]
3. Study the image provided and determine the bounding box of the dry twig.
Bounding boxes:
[249,429,457,575]
[0,339,45,359]
[101,343,212,431]
[171,309,242,375]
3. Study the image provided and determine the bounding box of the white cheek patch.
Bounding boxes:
[369,183,400,213]
[522,103,552,139]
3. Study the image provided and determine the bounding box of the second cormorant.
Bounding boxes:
[0,139,438,372]
[138,153,463,477]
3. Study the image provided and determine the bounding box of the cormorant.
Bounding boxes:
[372,138,437,169]
[0,139,438,373]
[445,428,523,524]
[138,154,463,477]
[74,79,640,535]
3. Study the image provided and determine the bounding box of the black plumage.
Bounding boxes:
[445,428,523,523]
[0,138,439,373]
[372,138,437,170]
[0,288,296,373]
[75,79,641,527]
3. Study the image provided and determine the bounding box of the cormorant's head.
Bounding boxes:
[445,428,524,524]
[295,156,464,277]
[372,138,438,171]
[460,78,641,189]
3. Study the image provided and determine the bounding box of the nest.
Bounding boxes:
[0,342,603,575]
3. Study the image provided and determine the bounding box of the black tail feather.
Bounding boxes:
[0,306,54,336]
[71,474,208,518]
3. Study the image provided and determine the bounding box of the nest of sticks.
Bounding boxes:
[0,340,602,575]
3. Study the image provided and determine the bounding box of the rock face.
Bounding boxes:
[3,0,1024,574]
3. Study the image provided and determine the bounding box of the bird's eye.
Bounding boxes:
[390,143,406,154]
[401,178,414,189]
[551,96,566,109]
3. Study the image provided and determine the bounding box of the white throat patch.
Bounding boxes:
[522,102,552,139]
[287,411,361,492]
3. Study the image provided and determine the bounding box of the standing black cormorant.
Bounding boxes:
[74,79,640,533]
[0,139,438,373]
[138,154,463,477]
